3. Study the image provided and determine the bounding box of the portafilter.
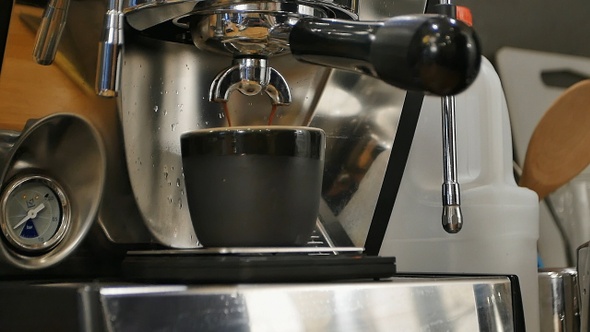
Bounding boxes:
[182,0,481,107]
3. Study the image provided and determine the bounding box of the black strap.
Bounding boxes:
[364,91,424,255]
[0,0,13,74]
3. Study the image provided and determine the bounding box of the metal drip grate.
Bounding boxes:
[129,221,363,256]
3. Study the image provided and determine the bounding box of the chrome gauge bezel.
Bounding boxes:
[0,175,71,254]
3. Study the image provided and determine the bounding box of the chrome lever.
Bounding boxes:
[96,0,124,97]
[33,0,70,65]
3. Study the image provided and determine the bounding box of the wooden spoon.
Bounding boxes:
[520,79,590,200]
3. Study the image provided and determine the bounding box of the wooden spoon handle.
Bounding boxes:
[519,79,590,200]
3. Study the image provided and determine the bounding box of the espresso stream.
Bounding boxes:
[222,102,279,127]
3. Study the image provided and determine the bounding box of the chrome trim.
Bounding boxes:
[441,95,463,233]
[128,246,364,255]
[539,268,580,332]
[124,0,357,32]
[33,0,71,65]
[0,275,518,331]
[96,0,124,97]
[0,175,72,253]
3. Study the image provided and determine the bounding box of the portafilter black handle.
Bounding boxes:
[289,14,481,96]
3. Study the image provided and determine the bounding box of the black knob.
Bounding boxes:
[289,14,481,96]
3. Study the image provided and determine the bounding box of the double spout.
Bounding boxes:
[210,58,292,106]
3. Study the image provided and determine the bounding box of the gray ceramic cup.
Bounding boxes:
[180,126,326,247]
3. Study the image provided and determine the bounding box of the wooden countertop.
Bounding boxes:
[0,4,115,131]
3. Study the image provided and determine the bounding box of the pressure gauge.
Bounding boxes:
[0,175,71,253]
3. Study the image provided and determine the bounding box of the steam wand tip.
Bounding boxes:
[442,205,463,233]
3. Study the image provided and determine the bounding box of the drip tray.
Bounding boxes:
[122,252,395,283]
[128,246,364,255]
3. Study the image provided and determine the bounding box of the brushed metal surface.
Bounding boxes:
[538,268,580,332]
[578,242,590,332]
[0,114,105,269]
[119,30,331,247]
[124,0,359,32]
[0,275,518,331]
[100,278,516,331]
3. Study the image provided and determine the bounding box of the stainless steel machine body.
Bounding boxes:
[115,0,389,248]
[48,0,431,249]
[0,0,437,258]
[0,0,483,255]
[0,1,531,331]
[115,0,482,248]
[0,0,486,256]
[0,275,521,331]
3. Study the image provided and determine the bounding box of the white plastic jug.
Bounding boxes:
[380,57,540,332]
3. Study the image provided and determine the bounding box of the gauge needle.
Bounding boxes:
[13,203,46,230]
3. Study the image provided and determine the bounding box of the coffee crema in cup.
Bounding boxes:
[180,126,326,247]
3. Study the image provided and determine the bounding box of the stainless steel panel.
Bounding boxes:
[98,276,517,331]
[578,242,590,332]
[0,114,106,269]
[0,276,518,331]
[0,129,19,167]
[309,71,406,246]
[119,31,331,247]
[538,268,580,332]
[124,0,359,32]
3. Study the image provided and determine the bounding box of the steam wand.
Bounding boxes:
[438,0,463,233]
[441,94,462,233]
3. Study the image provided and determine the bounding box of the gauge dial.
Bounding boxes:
[0,175,70,253]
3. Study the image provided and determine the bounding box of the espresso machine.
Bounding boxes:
[0,0,531,330]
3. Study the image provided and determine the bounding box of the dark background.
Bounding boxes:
[457,0,590,63]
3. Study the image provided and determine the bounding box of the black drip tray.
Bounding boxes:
[121,254,396,283]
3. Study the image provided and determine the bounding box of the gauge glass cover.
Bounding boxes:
[0,175,70,252]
